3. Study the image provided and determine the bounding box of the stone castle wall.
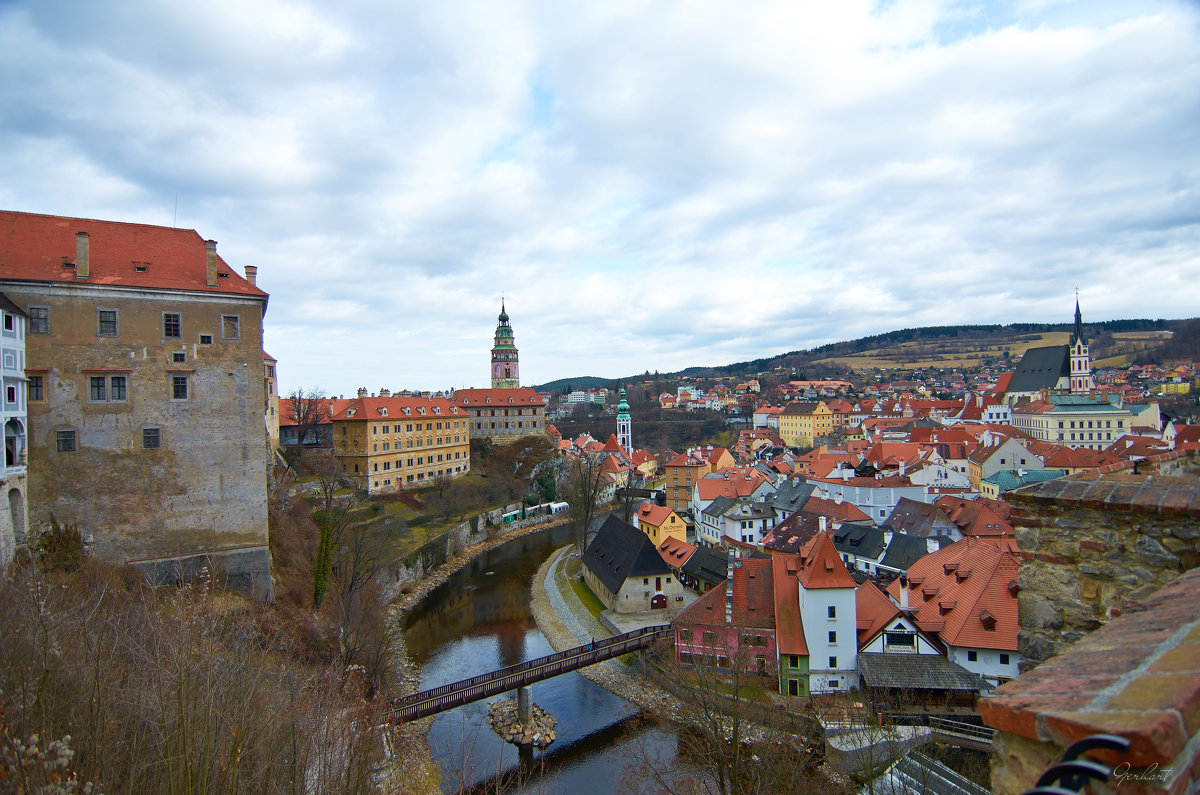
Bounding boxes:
[1007,453,1200,668]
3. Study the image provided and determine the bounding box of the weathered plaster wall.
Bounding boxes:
[1007,454,1200,669]
[10,283,271,596]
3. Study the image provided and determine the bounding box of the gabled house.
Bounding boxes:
[887,538,1022,685]
[795,531,859,693]
[582,515,684,613]
[674,556,778,676]
[658,536,727,593]
[635,502,687,547]
[831,522,889,576]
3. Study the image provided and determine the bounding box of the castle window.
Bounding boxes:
[27,376,43,402]
[28,306,49,334]
[97,309,118,336]
[199,333,213,345]
[221,315,240,340]
[142,427,161,449]
[171,375,189,400]
[56,429,77,452]
[163,312,182,338]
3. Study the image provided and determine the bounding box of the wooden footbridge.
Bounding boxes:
[387,624,672,723]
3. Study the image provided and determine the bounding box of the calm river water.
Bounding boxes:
[403,525,681,793]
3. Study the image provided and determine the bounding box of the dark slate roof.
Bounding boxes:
[582,515,671,594]
[682,545,729,585]
[831,522,887,560]
[858,652,992,692]
[1007,345,1069,394]
[769,479,814,515]
[884,497,959,538]
[878,532,942,572]
[702,495,736,518]
[763,510,823,553]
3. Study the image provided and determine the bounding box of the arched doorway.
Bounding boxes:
[651,594,667,610]
[4,418,24,467]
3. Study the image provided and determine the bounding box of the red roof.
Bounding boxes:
[855,580,902,645]
[638,503,679,527]
[0,210,266,297]
[330,395,462,421]
[675,557,775,629]
[887,538,1020,652]
[801,496,872,524]
[935,496,1015,539]
[695,471,768,500]
[771,553,808,655]
[796,531,856,589]
[657,537,697,568]
[452,388,544,407]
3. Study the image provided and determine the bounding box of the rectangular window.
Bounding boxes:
[143,427,161,449]
[221,315,240,340]
[828,656,837,669]
[3,315,12,332]
[789,655,799,668]
[97,309,118,336]
[89,376,106,401]
[28,376,43,402]
[163,312,181,338]
[4,386,14,404]
[28,306,49,334]
[199,333,213,345]
[56,429,76,452]
[1000,653,1010,665]
[827,605,836,619]
[172,352,186,363]
[828,630,837,644]
[680,629,692,643]
[967,650,978,662]
[702,631,716,645]
[172,375,188,400]
[110,375,127,401]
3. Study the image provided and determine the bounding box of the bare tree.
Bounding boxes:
[310,450,357,610]
[560,453,608,553]
[284,386,328,464]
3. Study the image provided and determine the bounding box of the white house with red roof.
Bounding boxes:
[796,531,860,692]
[887,537,1022,685]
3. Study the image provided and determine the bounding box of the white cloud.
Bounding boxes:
[1,0,1197,395]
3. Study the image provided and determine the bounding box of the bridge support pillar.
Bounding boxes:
[517,685,532,727]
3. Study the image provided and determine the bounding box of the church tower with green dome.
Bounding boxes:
[490,301,520,389]
[616,387,632,456]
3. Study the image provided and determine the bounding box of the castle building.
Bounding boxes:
[490,301,519,389]
[0,210,271,596]
[0,293,29,569]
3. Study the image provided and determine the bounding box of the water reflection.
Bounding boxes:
[403,525,678,793]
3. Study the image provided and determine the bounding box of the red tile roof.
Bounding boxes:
[0,210,266,297]
[638,503,679,527]
[452,388,544,407]
[935,496,1015,538]
[771,553,808,655]
[801,496,873,524]
[657,536,696,568]
[855,580,902,646]
[675,557,775,629]
[887,538,1020,652]
[330,395,462,421]
[796,531,857,589]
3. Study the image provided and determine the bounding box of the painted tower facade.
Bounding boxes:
[490,302,520,389]
[1069,298,1094,395]
[616,387,632,456]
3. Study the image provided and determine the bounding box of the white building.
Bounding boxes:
[0,294,28,569]
[796,532,859,693]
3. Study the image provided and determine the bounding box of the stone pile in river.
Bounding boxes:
[487,699,557,748]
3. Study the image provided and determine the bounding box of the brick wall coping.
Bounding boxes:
[1007,458,1200,517]
[980,567,1200,767]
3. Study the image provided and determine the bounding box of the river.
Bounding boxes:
[402,525,681,793]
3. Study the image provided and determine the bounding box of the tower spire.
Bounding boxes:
[491,300,519,389]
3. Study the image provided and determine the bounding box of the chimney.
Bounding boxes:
[205,240,218,286]
[380,388,391,397]
[899,460,906,477]
[357,387,368,398]
[244,265,258,285]
[900,574,909,611]
[75,232,90,278]
[819,515,827,532]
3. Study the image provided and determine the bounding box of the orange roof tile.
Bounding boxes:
[855,580,902,645]
[0,210,266,298]
[796,531,857,589]
[330,395,462,421]
[638,503,679,527]
[452,388,544,407]
[771,553,808,655]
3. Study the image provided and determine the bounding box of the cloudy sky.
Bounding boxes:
[2,1,1197,395]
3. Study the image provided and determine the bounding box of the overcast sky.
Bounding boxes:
[2,1,1197,395]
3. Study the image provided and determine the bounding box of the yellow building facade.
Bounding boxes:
[779,401,833,448]
[331,395,471,494]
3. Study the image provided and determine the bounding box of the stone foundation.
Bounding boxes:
[487,699,556,748]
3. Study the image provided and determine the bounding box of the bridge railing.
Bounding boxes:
[929,717,995,745]
[388,625,672,721]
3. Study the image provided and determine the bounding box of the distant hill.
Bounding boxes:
[530,375,613,393]
[544,317,1198,388]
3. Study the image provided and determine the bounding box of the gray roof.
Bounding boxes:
[858,652,992,692]
[878,532,946,572]
[720,497,775,521]
[581,515,671,594]
[682,546,729,585]
[1007,345,1069,394]
[769,479,815,514]
[831,522,887,560]
[884,497,959,538]
[703,495,736,518]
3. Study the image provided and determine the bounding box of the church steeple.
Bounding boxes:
[1068,293,1093,395]
[616,387,632,456]
[490,301,520,389]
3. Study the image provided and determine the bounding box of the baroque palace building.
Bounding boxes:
[454,301,545,443]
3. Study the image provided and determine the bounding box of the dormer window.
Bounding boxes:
[979,611,996,631]
[379,408,388,417]
[433,406,440,415]
[403,407,411,416]
[1007,580,1020,597]
[418,407,426,415]
[347,409,357,417]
